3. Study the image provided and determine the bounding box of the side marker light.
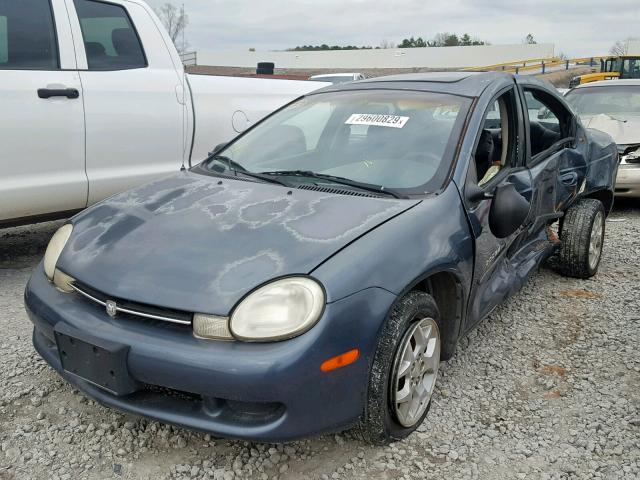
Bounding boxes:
[320,349,360,372]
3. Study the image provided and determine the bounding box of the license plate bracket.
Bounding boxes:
[54,323,138,396]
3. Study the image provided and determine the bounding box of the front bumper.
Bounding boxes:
[25,263,396,442]
[615,165,640,197]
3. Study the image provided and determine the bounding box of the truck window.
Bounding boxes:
[0,0,59,70]
[74,0,146,70]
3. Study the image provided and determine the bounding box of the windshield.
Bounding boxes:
[199,89,470,194]
[565,85,640,118]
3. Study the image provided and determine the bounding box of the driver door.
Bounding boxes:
[463,86,535,328]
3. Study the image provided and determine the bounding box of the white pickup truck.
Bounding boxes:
[0,0,325,226]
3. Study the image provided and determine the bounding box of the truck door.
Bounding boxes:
[66,0,184,205]
[0,0,87,223]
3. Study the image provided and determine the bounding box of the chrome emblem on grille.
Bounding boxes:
[106,300,117,317]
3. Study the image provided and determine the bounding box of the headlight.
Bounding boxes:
[229,277,325,342]
[43,224,73,285]
[52,269,75,293]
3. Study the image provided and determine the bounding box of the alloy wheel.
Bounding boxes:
[588,210,604,271]
[391,317,441,428]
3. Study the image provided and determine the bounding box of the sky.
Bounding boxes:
[145,0,640,58]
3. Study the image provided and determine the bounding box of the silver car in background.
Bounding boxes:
[309,73,366,84]
[565,80,640,197]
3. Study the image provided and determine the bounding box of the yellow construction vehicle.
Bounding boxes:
[569,56,640,87]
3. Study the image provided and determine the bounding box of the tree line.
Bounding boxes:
[289,32,494,51]
[398,33,488,48]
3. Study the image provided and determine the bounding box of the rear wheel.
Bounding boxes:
[361,291,441,444]
[557,198,605,278]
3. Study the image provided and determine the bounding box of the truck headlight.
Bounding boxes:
[229,277,325,342]
[43,224,74,291]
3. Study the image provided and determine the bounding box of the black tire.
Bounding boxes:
[360,291,441,445]
[557,198,605,279]
[256,62,274,75]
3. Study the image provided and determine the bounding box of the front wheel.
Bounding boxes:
[361,291,441,444]
[557,198,606,278]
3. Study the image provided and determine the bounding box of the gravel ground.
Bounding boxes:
[1,200,639,480]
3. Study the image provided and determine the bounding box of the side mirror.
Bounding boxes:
[489,183,531,238]
[466,183,493,203]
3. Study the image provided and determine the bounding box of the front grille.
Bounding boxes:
[70,281,192,326]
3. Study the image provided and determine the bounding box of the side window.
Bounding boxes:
[523,89,570,158]
[74,0,146,70]
[474,91,517,186]
[0,0,59,70]
[0,15,6,65]
[623,58,640,75]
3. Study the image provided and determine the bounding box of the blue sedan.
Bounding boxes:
[25,72,617,443]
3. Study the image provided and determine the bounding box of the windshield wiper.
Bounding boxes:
[259,170,404,199]
[207,156,290,187]
[604,113,628,123]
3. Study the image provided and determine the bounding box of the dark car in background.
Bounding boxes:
[25,72,617,444]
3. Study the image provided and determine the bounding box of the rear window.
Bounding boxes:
[0,0,59,70]
[74,0,146,70]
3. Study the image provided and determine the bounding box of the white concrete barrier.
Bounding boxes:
[196,43,555,70]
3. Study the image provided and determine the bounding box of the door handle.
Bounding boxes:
[560,172,578,186]
[37,88,80,99]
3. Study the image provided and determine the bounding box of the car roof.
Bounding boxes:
[572,79,640,89]
[312,71,518,97]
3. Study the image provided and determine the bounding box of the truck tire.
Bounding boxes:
[361,291,441,444]
[557,198,605,279]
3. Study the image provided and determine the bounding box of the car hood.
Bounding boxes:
[58,171,419,314]
[581,114,640,145]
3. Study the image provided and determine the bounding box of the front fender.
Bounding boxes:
[312,184,474,305]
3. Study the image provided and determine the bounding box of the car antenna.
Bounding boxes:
[180,2,187,173]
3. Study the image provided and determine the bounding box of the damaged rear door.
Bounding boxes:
[519,82,588,214]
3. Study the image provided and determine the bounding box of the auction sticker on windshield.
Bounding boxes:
[346,114,410,128]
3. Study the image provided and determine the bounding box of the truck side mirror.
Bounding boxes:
[489,183,531,238]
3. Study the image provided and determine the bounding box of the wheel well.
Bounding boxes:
[583,189,613,215]
[413,271,463,360]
